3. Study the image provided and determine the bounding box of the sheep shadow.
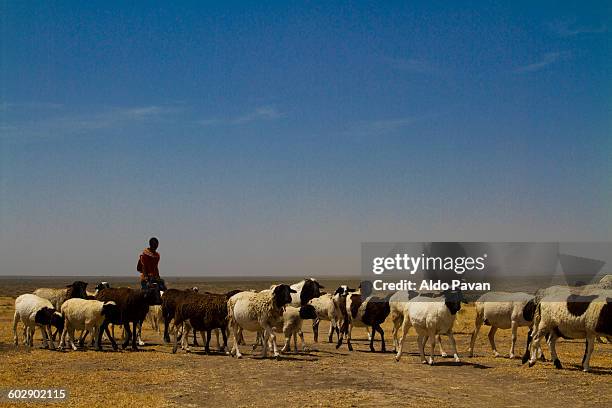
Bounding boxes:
[429,361,490,369]
[189,350,231,357]
[558,365,612,375]
[355,349,396,354]
[270,355,319,362]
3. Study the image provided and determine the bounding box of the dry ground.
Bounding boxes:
[0,279,610,407]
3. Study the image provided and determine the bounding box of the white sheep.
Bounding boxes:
[527,288,612,372]
[13,294,64,349]
[309,293,342,343]
[398,291,462,364]
[59,298,119,351]
[468,291,535,359]
[255,304,319,353]
[228,284,296,358]
[389,290,446,358]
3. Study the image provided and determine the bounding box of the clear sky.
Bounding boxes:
[1,1,611,277]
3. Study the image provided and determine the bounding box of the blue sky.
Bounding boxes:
[1,1,611,276]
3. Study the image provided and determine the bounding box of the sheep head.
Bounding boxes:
[273,284,296,309]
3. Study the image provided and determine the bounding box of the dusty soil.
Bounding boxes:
[0,278,610,407]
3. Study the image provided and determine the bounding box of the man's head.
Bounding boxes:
[149,237,159,250]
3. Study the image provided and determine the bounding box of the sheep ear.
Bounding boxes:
[289,288,297,293]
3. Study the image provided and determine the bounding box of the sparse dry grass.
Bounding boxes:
[0,280,610,408]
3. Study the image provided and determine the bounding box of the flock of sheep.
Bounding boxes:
[11,275,612,373]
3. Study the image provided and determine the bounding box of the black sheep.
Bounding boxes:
[172,291,233,354]
[95,286,162,350]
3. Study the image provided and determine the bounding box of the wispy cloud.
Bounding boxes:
[0,101,64,111]
[385,57,439,74]
[198,105,283,126]
[514,52,570,73]
[0,104,183,138]
[120,105,181,119]
[341,116,423,137]
[548,21,607,37]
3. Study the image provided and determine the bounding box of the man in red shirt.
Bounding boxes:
[137,237,166,290]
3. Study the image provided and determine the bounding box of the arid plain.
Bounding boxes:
[0,277,610,408]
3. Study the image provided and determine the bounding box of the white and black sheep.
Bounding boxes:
[336,281,393,353]
[33,281,89,310]
[289,278,324,307]
[396,291,463,364]
[526,288,612,372]
[227,284,296,358]
[59,298,120,351]
[468,291,535,359]
[13,294,64,349]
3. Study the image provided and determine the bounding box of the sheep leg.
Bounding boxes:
[214,328,221,349]
[488,327,500,357]
[253,331,262,350]
[78,330,87,348]
[335,324,344,349]
[163,315,172,343]
[220,326,228,352]
[68,327,78,351]
[547,332,561,369]
[582,336,594,372]
[281,330,291,353]
[509,321,518,359]
[328,318,337,343]
[376,324,386,352]
[59,324,68,350]
[468,314,483,358]
[137,321,145,346]
[229,319,242,358]
[12,312,19,346]
[122,323,131,350]
[268,327,280,358]
[299,330,308,352]
[428,334,436,365]
[346,322,353,351]
[313,319,319,343]
[522,327,533,364]
[95,323,105,351]
[417,334,426,364]
[172,322,183,354]
[44,325,55,349]
[395,316,411,362]
[40,325,50,349]
[104,324,118,350]
[193,328,199,347]
[29,326,35,346]
[437,335,447,357]
[528,325,544,367]
[204,330,211,354]
[448,332,460,363]
[235,327,245,345]
[261,329,270,357]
